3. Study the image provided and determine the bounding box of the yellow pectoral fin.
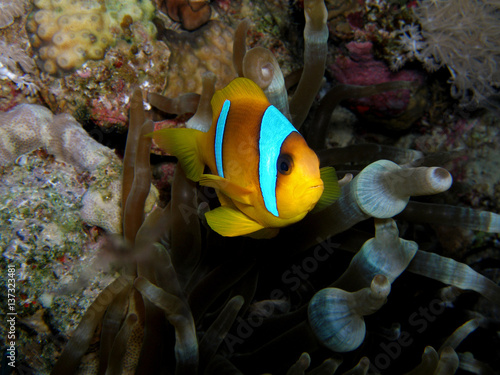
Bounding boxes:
[199,174,253,205]
[312,167,341,213]
[205,206,265,237]
[150,128,205,182]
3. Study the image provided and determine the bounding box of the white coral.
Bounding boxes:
[0,104,118,171]
[0,41,39,95]
[393,0,500,110]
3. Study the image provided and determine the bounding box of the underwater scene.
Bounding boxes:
[1,0,500,373]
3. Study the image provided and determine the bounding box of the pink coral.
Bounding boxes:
[330,41,424,119]
[90,95,129,129]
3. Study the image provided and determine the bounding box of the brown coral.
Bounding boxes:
[157,20,236,98]
[156,0,212,31]
[0,0,28,29]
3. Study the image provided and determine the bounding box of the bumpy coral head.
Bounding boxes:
[275,132,324,220]
[26,0,156,75]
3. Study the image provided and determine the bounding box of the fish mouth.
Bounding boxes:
[307,178,324,192]
[295,178,324,197]
[308,184,322,190]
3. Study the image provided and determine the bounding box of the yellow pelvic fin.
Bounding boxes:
[199,174,253,205]
[205,206,265,237]
[245,227,280,239]
[211,78,269,121]
[312,167,341,213]
[151,128,205,182]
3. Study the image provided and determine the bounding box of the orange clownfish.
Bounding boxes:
[153,78,340,238]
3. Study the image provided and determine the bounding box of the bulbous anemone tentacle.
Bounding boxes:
[122,89,154,245]
[439,319,480,354]
[51,276,133,375]
[317,144,423,168]
[242,47,290,119]
[186,71,216,132]
[280,160,452,251]
[284,352,311,374]
[98,280,134,373]
[434,347,460,375]
[308,275,391,352]
[148,92,201,115]
[123,120,154,245]
[332,218,418,292]
[289,0,328,129]
[233,19,290,118]
[405,346,440,375]
[351,160,452,218]
[307,81,418,151]
[135,274,198,375]
[147,72,215,132]
[122,88,146,215]
[199,295,245,368]
[397,201,500,233]
[232,18,250,78]
[168,165,202,287]
[407,250,500,304]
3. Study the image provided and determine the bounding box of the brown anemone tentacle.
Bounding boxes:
[148,92,201,115]
[123,120,154,245]
[51,276,133,375]
[289,0,329,129]
[122,88,146,215]
[307,81,418,151]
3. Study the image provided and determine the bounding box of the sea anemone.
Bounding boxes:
[50,0,500,373]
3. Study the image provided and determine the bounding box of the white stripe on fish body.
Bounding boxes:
[258,105,298,217]
[215,100,230,178]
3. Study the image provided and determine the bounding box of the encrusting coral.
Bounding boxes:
[0,103,158,233]
[26,0,157,75]
[46,0,500,374]
[0,103,116,172]
[156,0,212,31]
[0,0,29,28]
[156,20,236,98]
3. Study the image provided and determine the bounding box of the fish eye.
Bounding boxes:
[277,154,293,175]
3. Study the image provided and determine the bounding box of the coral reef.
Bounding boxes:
[26,0,157,75]
[43,1,500,374]
[330,41,426,129]
[157,20,236,98]
[0,0,29,29]
[0,40,39,97]
[156,0,212,31]
[37,27,170,131]
[393,0,500,110]
[0,103,117,171]
[0,0,499,374]
[0,149,118,374]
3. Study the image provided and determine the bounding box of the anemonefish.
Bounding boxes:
[152,77,340,238]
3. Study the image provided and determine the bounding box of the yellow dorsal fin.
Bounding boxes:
[211,78,270,121]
